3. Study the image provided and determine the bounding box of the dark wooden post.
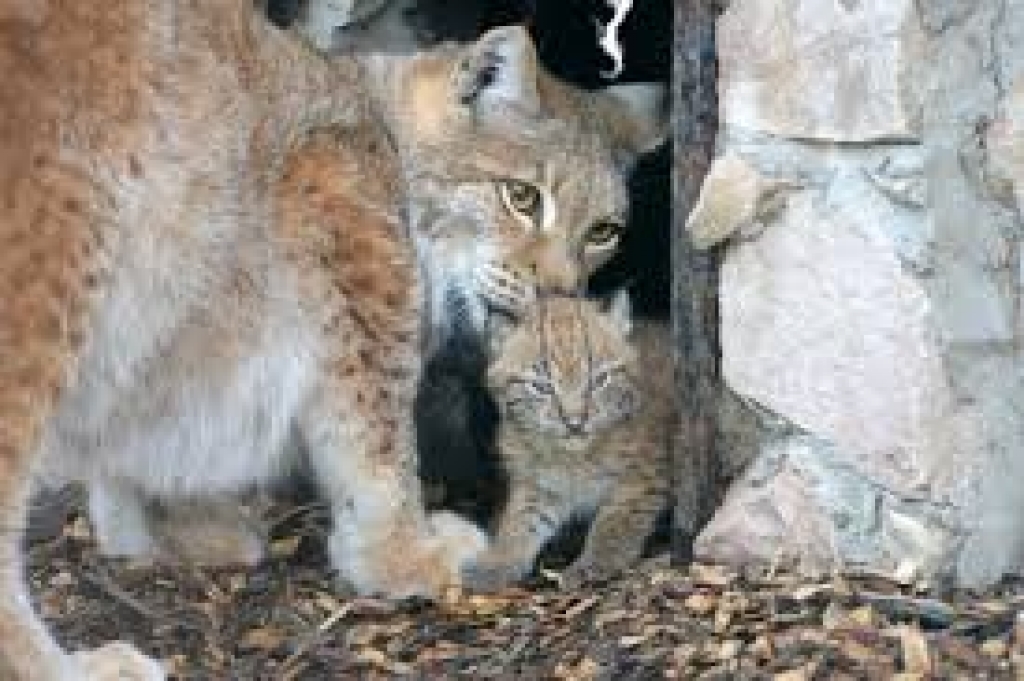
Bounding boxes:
[671,0,722,563]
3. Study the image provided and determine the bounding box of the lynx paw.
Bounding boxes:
[70,642,165,681]
[426,510,490,580]
[332,510,488,599]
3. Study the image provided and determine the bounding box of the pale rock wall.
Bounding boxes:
[691,0,1024,586]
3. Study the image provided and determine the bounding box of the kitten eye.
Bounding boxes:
[528,379,553,395]
[586,220,623,247]
[591,370,612,390]
[516,376,553,395]
[498,180,542,218]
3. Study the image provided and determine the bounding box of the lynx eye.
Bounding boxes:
[587,220,624,247]
[498,180,542,218]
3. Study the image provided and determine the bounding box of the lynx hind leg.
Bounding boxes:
[0,189,163,677]
[150,499,266,567]
[89,481,265,567]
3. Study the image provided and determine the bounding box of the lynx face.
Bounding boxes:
[365,26,668,348]
[487,293,639,445]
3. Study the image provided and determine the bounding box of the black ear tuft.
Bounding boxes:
[454,25,540,116]
[591,83,670,168]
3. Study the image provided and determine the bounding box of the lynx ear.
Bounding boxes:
[605,289,633,337]
[592,83,670,167]
[454,25,541,119]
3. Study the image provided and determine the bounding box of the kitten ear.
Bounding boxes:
[590,83,669,168]
[454,25,541,119]
[605,289,633,337]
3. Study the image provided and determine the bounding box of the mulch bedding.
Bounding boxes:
[26,488,1024,680]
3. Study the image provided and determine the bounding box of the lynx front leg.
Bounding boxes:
[562,483,667,588]
[462,484,574,592]
[301,377,486,598]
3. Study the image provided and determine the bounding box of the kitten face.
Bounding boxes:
[487,294,639,444]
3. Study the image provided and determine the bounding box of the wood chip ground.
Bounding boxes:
[27,489,1024,679]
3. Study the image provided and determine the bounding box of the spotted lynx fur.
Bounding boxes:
[464,293,676,591]
[0,1,665,677]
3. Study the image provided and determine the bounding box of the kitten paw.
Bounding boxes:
[70,642,165,681]
[560,560,621,590]
[461,559,527,592]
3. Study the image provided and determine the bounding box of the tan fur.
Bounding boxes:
[0,4,665,676]
[463,294,676,591]
[0,4,484,678]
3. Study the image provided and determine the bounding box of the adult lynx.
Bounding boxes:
[0,1,665,678]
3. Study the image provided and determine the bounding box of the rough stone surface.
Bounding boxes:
[684,152,799,249]
[696,0,1024,587]
[717,0,922,142]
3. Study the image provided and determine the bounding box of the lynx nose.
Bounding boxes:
[520,240,582,294]
[563,415,587,435]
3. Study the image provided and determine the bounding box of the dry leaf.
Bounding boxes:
[540,568,564,587]
[897,625,931,675]
[555,656,601,681]
[717,639,742,661]
[848,606,877,628]
[683,592,717,615]
[981,638,1009,659]
[594,610,630,630]
[269,536,301,558]
[750,635,773,661]
[563,596,599,620]
[49,571,74,588]
[619,635,647,648]
[239,626,285,651]
[64,517,92,541]
[313,591,343,613]
[773,665,812,681]
[791,584,829,601]
[836,636,876,664]
[690,563,734,587]
[713,607,733,633]
[355,648,413,675]
[672,643,698,666]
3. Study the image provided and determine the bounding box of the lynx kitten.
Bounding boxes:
[463,293,676,591]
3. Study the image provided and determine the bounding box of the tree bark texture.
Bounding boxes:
[670,0,722,563]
